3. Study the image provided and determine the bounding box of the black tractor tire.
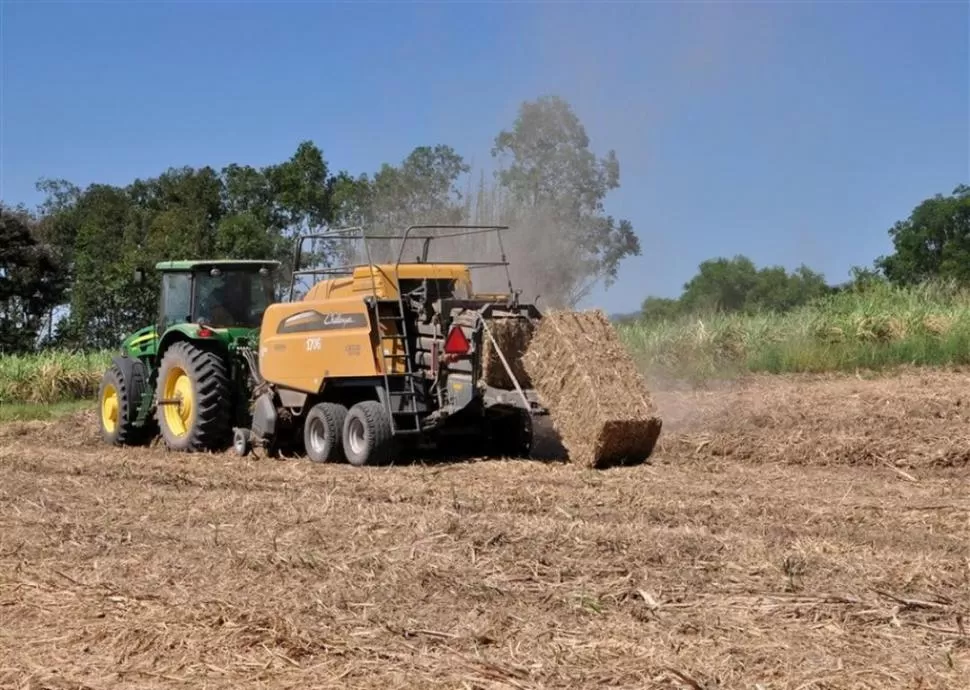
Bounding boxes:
[303,402,348,463]
[342,400,396,467]
[98,357,152,446]
[488,410,533,459]
[155,341,232,452]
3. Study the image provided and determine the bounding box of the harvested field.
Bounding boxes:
[1,370,969,688]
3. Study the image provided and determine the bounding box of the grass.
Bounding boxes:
[0,400,93,422]
[0,350,111,404]
[618,280,970,380]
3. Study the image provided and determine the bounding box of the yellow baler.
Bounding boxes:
[234,227,545,467]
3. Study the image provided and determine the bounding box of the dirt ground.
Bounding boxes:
[0,369,968,689]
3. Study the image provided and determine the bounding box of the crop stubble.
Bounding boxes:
[0,369,968,688]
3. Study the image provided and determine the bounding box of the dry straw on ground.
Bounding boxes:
[654,367,970,469]
[1,370,969,688]
[521,309,663,468]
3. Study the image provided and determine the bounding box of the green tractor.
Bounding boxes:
[97,259,279,452]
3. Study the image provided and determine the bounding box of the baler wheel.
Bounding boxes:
[342,401,396,467]
[488,409,533,459]
[304,402,348,463]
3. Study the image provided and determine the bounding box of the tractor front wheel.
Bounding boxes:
[98,358,151,446]
[155,341,232,452]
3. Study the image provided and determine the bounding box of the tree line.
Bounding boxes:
[625,184,970,324]
[1,95,638,351]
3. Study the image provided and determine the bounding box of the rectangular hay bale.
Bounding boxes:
[521,309,662,468]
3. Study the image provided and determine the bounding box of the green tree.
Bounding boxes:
[263,140,333,237]
[335,145,469,229]
[35,141,338,347]
[640,296,682,323]
[652,255,832,320]
[680,255,760,313]
[59,184,147,347]
[328,145,470,264]
[0,205,68,352]
[840,265,888,292]
[34,178,82,261]
[490,95,640,306]
[330,171,373,228]
[215,212,279,260]
[875,185,970,284]
[747,264,830,312]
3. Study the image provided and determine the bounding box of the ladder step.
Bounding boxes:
[379,293,419,434]
[381,374,421,381]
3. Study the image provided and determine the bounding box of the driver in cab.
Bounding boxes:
[199,278,241,326]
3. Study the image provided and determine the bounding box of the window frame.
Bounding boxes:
[158,270,196,330]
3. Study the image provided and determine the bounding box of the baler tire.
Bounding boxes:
[304,402,347,463]
[98,359,151,446]
[489,410,533,459]
[155,341,232,452]
[342,400,396,467]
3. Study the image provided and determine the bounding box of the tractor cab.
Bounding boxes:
[152,260,280,330]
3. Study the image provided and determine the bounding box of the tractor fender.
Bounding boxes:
[156,331,189,360]
[156,327,225,361]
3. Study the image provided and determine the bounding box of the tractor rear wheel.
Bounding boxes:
[342,400,396,467]
[98,358,151,446]
[155,341,232,452]
[304,402,347,463]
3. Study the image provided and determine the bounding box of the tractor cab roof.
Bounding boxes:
[154,259,281,272]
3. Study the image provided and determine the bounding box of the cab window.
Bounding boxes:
[161,272,192,327]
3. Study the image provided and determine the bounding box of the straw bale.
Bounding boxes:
[521,309,662,468]
[481,317,535,389]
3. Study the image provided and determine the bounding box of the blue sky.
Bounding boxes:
[2,0,968,314]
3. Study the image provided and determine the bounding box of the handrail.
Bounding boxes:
[287,224,516,302]
[393,225,514,297]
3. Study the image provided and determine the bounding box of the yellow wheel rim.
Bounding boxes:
[101,383,119,434]
[162,366,194,437]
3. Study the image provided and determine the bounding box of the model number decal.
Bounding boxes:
[306,337,322,351]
